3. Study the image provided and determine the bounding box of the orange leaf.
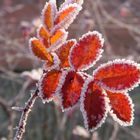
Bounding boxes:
[29,37,53,62]
[38,25,50,39]
[93,59,140,92]
[37,25,50,48]
[56,39,76,68]
[107,91,134,126]
[49,29,68,51]
[42,1,57,30]
[80,80,108,132]
[39,70,62,102]
[43,53,60,71]
[54,3,82,30]
[70,31,104,71]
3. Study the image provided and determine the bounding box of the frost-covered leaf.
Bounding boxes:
[70,31,104,71]
[43,53,60,71]
[80,79,109,132]
[29,37,53,62]
[93,59,140,92]
[49,29,68,51]
[54,3,82,30]
[107,91,134,126]
[38,70,63,102]
[56,39,76,68]
[42,1,57,30]
[37,25,50,48]
[60,70,84,111]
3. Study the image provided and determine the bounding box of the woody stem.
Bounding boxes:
[13,89,39,140]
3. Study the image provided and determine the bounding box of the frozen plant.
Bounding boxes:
[13,0,140,140]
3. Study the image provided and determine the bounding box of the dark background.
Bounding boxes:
[0,0,140,140]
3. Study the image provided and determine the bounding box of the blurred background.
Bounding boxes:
[0,0,140,140]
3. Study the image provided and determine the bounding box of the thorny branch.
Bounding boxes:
[0,68,36,140]
[13,89,39,140]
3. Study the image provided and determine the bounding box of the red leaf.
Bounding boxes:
[70,31,104,71]
[107,91,134,126]
[93,59,140,92]
[80,79,109,131]
[56,39,76,68]
[60,70,84,111]
[39,70,63,102]
[54,3,82,30]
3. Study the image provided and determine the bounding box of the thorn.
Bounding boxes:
[12,106,24,112]
[13,126,18,130]
[30,92,34,96]
[36,83,38,87]
[30,90,35,93]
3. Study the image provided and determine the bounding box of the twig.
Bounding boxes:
[0,97,15,140]
[98,0,140,36]
[107,118,140,140]
[8,112,15,140]
[0,4,24,18]
[91,0,112,54]
[10,79,32,106]
[109,122,119,140]
[13,89,39,140]
[0,97,10,114]
[54,106,68,140]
